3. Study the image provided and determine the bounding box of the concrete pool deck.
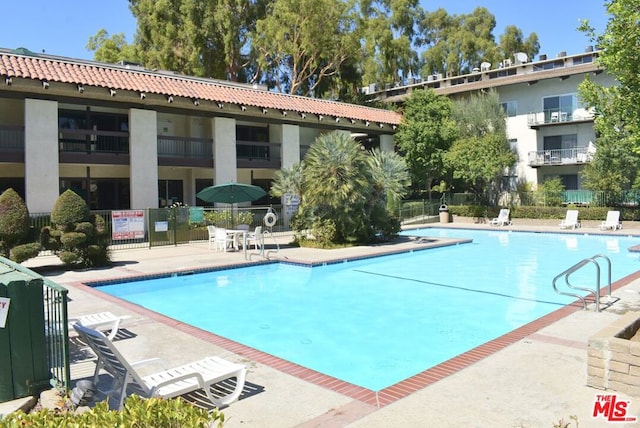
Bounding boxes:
[13,218,640,427]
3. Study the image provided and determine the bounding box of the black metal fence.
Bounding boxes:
[29,206,287,252]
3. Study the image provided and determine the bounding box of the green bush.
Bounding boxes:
[1,395,225,427]
[204,210,254,228]
[0,188,40,263]
[42,190,110,268]
[10,243,42,263]
[0,188,30,247]
[60,232,87,249]
[51,189,89,227]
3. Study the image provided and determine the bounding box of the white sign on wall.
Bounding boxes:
[0,297,10,328]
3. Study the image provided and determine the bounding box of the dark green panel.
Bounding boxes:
[7,280,34,398]
[26,278,49,393]
[0,284,14,402]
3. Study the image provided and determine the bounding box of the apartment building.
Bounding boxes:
[372,48,616,193]
[0,48,400,213]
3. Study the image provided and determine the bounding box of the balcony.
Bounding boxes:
[157,136,213,168]
[236,140,280,169]
[527,108,595,128]
[528,146,593,167]
[0,125,25,162]
[59,129,129,165]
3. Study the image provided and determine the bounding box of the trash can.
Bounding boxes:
[439,204,449,223]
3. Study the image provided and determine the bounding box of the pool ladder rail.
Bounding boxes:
[552,254,618,312]
[245,228,280,261]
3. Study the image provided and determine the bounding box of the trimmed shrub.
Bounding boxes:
[0,188,40,263]
[0,188,30,247]
[10,243,41,263]
[1,395,225,427]
[51,189,89,226]
[60,232,87,249]
[41,190,110,268]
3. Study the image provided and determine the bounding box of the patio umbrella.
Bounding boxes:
[196,182,267,204]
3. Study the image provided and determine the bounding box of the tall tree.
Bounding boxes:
[395,89,458,198]
[577,1,640,196]
[86,30,140,64]
[252,0,358,96]
[445,90,516,203]
[419,7,498,77]
[418,7,538,77]
[124,0,265,80]
[498,25,539,62]
[357,0,422,87]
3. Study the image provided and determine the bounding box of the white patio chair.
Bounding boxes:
[73,324,247,410]
[245,226,264,253]
[207,225,216,250]
[214,227,232,252]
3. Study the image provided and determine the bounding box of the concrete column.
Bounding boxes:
[24,99,59,213]
[129,109,158,209]
[380,134,395,152]
[213,117,237,183]
[281,124,300,169]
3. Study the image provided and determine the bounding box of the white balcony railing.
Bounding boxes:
[527,108,595,126]
[528,146,593,167]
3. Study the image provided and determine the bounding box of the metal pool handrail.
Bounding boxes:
[552,254,611,312]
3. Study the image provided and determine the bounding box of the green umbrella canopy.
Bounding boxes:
[196,182,267,204]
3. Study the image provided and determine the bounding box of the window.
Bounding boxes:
[543,94,576,122]
[195,178,214,206]
[236,125,268,142]
[543,134,577,150]
[60,178,129,210]
[158,180,183,207]
[501,101,517,117]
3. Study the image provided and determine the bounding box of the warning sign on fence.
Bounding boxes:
[112,210,146,240]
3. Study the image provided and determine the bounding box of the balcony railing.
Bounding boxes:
[0,125,25,151]
[527,108,595,127]
[59,129,129,154]
[528,146,593,167]
[157,136,212,159]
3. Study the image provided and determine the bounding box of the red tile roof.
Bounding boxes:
[0,50,401,126]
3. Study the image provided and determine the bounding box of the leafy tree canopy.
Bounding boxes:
[395,89,457,195]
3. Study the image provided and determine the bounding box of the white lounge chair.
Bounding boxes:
[600,210,622,230]
[73,324,247,410]
[559,210,581,229]
[68,312,128,340]
[489,209,512,226]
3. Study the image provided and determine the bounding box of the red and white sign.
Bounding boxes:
[112,210,145,240]
[593,394,637,422]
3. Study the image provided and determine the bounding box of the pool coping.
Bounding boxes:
[68,231,640,409]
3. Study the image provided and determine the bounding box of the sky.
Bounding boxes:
[0,1,608,63]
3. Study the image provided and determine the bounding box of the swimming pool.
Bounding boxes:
[94,228,640,391]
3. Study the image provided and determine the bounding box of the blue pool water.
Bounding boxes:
[95,228,640,391]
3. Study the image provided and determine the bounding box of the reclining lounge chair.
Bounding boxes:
[73,324,247,410]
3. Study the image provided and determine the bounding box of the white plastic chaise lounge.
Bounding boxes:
[600,210,622,231]
[68,312,129,340]
[73,323,247,410]
[559,209,581,229]
[489,209,512,226]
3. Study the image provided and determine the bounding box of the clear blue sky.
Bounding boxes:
[0,0,608,62]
